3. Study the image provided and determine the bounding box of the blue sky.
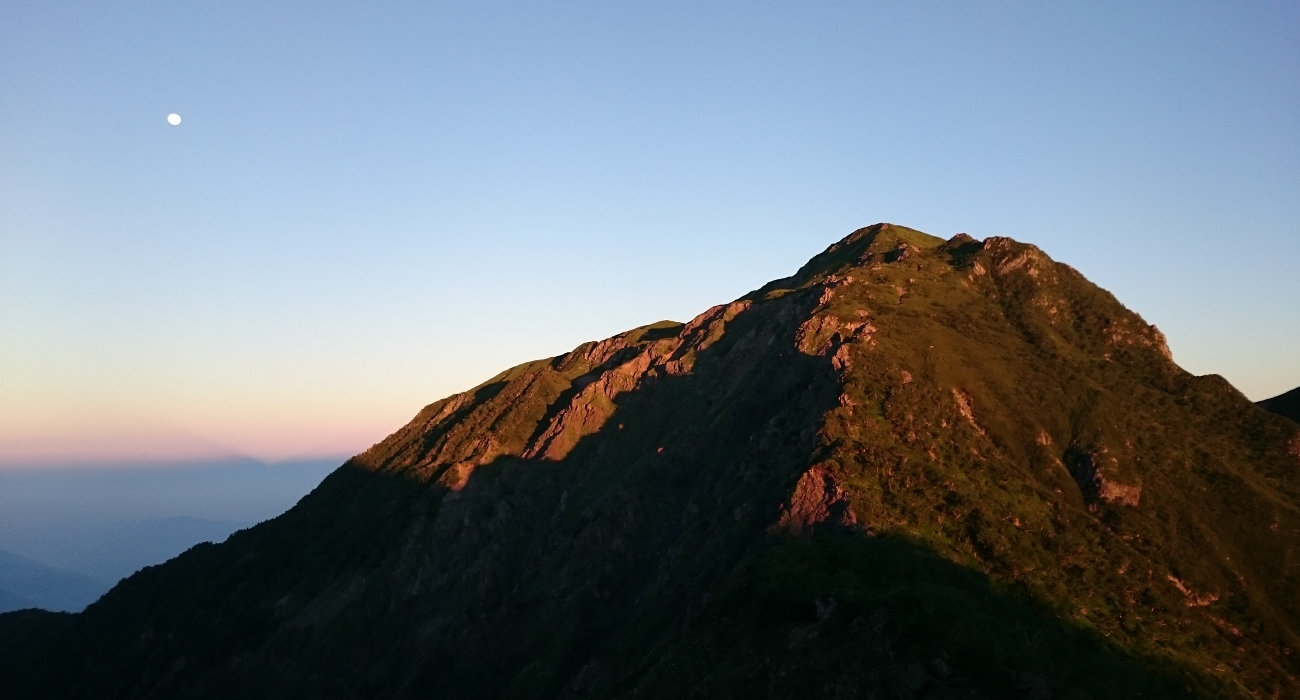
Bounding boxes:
[2,1,1297,463]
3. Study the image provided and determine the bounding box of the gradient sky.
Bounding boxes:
[2,1,1297,465]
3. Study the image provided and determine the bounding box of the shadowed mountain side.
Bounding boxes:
[0,298,845,698]
[2,224,1299,699]
[607,535,1195,699]
[0,471,1199,700]
[1260,387,1300,425]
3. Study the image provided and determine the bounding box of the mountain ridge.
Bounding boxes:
[2,223,1298,699]
[1260,387,1300,426]
[0,551,107,614]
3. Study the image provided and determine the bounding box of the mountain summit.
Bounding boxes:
[4,224,1298,699]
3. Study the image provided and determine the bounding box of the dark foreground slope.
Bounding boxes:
[3,225,1299,700]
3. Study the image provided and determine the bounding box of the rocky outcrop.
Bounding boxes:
[795,313,873,357]
[951,388,986,435]
[776,464,859,535]
[983,236,1051,279]
[1064,447,1142,506]
[1104,319,1175,362]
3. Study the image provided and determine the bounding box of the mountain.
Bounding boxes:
[0,457,339,583]
[23,516,254,586]
[3,224,1298,699]
[0,588,34,612]
[1260,387,1300,425]
[0,551,107,613]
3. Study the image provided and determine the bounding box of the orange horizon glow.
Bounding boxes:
[0,397,421,467]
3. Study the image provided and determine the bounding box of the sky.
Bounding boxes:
[2,1,1297,466]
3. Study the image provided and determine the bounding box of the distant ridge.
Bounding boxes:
[0,587,34,612]
[1260,386,1300,425]
[2,224,1298,699]
[0,551,106,613]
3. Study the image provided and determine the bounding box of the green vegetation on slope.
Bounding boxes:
[616,535,1195,699]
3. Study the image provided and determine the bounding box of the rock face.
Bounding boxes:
[1064,447,1142,507]
[3,224,1300,700]
[777,464,859,535]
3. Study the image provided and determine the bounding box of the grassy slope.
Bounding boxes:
[740,226,1300,697]
[555,225,1300,699]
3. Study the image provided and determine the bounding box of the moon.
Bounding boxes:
[167,113,182,126]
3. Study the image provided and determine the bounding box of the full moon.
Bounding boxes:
[167,113,182,126]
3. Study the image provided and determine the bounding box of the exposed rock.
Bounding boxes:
[777,464,858,535]
[885,242,920,263]
[796,312,872,356]
[984,237,1049,279]
[1166,574,1220,608]
[1148,325,1174,361]
[817,274,855,305]
[952,388,985,435]
[525,300,756,460]
[1065,447,1141,506]
[831,343,853,371]
[1104,319,1174,362]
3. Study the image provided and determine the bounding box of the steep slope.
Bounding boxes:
[2,224,1298,700]
[1261,387,1300,425]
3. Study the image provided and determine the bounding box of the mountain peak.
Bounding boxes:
[3,225,1297,699]
[757,222,946,294]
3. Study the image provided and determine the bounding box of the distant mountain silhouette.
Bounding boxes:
[1260,386,1300,425]
[0,587,33,612]
[0,551,106,613]
[0,458,339,583]
[3,225,1298,699]
[56,516,252,584]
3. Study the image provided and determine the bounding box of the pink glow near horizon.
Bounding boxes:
[0,412,403,467]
